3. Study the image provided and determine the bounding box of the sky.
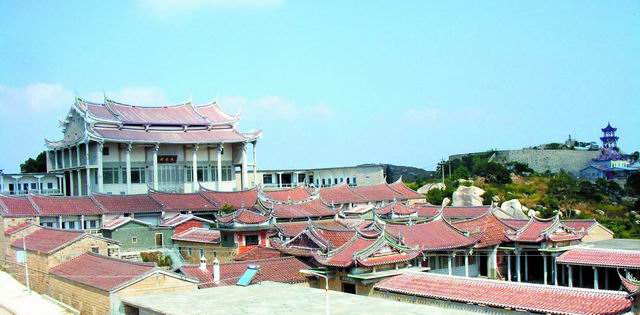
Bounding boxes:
[0,1,638,173]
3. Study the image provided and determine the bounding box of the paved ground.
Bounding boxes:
[0,272,74,315]
[123,282,477,315]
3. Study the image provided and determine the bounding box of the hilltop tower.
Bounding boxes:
[600,122,619,149]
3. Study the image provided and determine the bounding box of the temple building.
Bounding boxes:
[44,97,261,196]
[580,123,640,182]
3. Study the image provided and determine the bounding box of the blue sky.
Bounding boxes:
[0,1,638,173]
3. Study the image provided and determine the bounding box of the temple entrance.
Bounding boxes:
[341,282,356,294]
[479,252,488,277]
[280,173,292,187]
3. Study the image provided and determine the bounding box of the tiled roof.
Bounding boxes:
[49,252,155,292]
[3,222,35,236]
[375,203,417,216]
[442,206,492,221]
[92,193,162,214]
[501,218,529,230]
[270,199,336,220]
[29,194,102,216]
[172,227,220,244]
[388,180,424,200]
[181,257,310,288]
[93,126,251,144]
[351,183,403,202]
[216,208,270,225]
[414,204,440,218]
[233,246,283,261]
[507,216,581,243]
[281,223,356,255]
[11,227,86,254]
[374,272,632,315]
[0,195,38,217]
[620,273,640,294]
[263,187,312,203]
[386,219,476,251]
[159,214,213,227]
[102,217,151,230]
[453,210,514,248]
[200,187,258,209]
[557,248,640,269]
[318,184,367,205]
[149,191,217,212]
[313,233,419,268]
[276,220,347,238]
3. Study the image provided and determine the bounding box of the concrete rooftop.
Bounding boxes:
[121,282,476,315]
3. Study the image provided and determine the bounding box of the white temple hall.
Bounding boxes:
[45,97,261,195]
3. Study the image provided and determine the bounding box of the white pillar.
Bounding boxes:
[80,215,85,230]
[241,143,248,190]
[69,171,75,196]
[0,172,4,193]
[97,143,103,193]
[126,143,132,194]
[448,254,453,276]
[568,265,573,287]
[192,144,199,192]
[278,172,283,188]
[593,267,599,290]
[216,145,223,190]
[252,142,257,188]
[543,254,548,285]
[76,144,81,167]
[153,144,159,191]
[62,175,66,196]
[58,216,63,229]
[35,175,42,193]
[62,148,66,169]
[53,150,58,171]
[85,142,91,194]
[516,249,521,282]
[507,252,512,281]
[77,169,82,196]
[464,252,469,277]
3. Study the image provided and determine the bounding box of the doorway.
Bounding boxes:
[155,233,164,248]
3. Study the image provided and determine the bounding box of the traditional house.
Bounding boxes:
[216,208,273,254]
[101,217,174,254]
[0,222,40,268]
[29,194,103,232]
[159,213,214,234]
[8,226,118,294]
[310,229,421,295]
[384,217,478,277]
[374,203,418,221]
[562,219,614,242]
[149,190,218,220]
[199,186,259,210]
[172,227,235,263]
[233,245,284,261]
[271,221,356,264]
[0,194,39,229]
[373,272,635,315]
[92,193,163,224]
[180,256,310,288]
[261,198,336,222]
[261,186,313,204]
[49,252,198,315]
[275,219,357,240]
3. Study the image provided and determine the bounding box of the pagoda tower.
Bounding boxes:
[600,122,619,149]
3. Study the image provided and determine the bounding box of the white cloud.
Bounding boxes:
[136,0,283,18]
[84,86,170,106]
[220,95,334,122]
[0,83,73,115]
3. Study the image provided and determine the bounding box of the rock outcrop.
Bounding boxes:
[451,186,485,206]
[417,183,446,194]
[499,199,529,220]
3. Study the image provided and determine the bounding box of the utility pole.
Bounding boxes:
[22,237,31,294]
[438,160,446,185]
[448,160,451,178]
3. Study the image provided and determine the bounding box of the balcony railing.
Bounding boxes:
[8,188,62,196]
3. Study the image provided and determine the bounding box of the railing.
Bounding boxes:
[7,188,62,196]
[263,183,306,188]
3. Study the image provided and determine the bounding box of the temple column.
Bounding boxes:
[524,251,529,282]
[605,269,609,289]
[507,251,511,281]
[53,150,58,171]
[278,172,283,188]
[85,141,91,194]
[216,145,223,190]
[568,265,573,287]
[516,249,521,282]
[252,142,257,188]
[593,267,599,290]
[76,144,81,167]
[543,254,548,285]
[58,216,63,229]
[80,215,85,230]
[77,169,82,196]
[192,144,199,192]
[153,144,159,190]
[448,254,453,276]
[62,148,66,169]
[97,143,104,193]
[69,171,75,196]
[241,143,248,189]
[126,143,132,194]
[553,255,559,286]
[464,251,469,277]
[35,175,43,193]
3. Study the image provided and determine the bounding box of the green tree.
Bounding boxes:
[220,203,235,214]
[451,165,470,181]
[626,173,640,196]
[476,162,511,184]
[20,151,47,173]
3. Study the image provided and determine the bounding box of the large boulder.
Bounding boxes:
[451,185,485,207]
[499,199,529,220]
[417,183,446,194]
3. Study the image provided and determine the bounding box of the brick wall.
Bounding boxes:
[174,241,237,264]
[49,276,111,315]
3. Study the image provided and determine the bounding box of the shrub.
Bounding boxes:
[141,251,173,267]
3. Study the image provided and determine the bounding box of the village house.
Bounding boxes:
[216,208,273,254]
[92,193,164,225]
[180,256,310,288]
[172,227,235,263]
[49,252,198,315]
[7,226,118,294]
[100,217,174,254]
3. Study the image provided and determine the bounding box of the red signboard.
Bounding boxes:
[157,155,178,164]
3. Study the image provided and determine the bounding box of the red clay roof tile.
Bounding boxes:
[172,227,220,244]
[92,193,162,214]
[29,194,102,216]
[558,248,640,269]
[11,227,86,254]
